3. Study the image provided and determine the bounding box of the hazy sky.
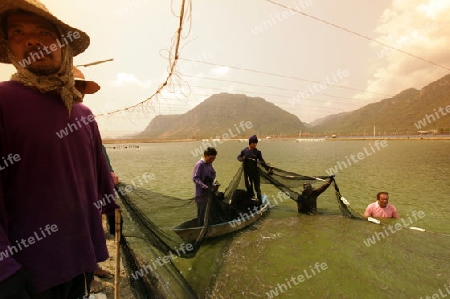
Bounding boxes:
[1,0,449,137]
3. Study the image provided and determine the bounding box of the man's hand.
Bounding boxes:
[110,172,119,185]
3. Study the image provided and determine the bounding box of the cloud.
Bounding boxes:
[210,66,230,76]
[354,0,450,102]
[417,0,450,19]
[110,73,153,88]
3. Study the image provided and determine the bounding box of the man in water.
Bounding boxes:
[296,178,333,214]
[364,192,400,218]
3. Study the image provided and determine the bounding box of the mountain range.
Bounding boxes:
[313,74,450,135]
[138,93,306,139]
[137,73,450,139]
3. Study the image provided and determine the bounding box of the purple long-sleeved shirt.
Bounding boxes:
[192,158,216,200]
[0,81,115,293]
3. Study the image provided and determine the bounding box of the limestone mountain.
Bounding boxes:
[139,93,307,139]
[312,73,450,135]
[308,111,351,127]
[134,74,450,139]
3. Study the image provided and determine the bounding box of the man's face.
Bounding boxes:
[6,11,62,75]
[204,155,216,164]
[377,194,389,208]
[249,143,257,149]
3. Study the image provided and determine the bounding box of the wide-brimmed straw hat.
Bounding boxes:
[73,66,100,94]
[0,0,90,64]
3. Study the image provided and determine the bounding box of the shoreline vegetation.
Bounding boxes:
[102,136,450,144]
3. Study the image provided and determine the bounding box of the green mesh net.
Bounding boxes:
[115,164,363,298]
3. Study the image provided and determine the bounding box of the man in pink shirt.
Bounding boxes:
[364,192,400,218]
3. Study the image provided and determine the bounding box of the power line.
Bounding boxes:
[180,73,298,92]
[107,91,359,125]
[179,58,390,97]
[263,0,450,71]
[180,73,372,101]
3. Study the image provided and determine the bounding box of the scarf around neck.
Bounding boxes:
[7,42,83,115]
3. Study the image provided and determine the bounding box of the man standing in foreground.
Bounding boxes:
[73,66,117,291]
[73,66,121,237]
[0,1,115,298]
[237,135,272,205]
[364,192,400,218]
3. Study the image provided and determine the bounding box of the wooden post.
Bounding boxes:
[114,209,121,299]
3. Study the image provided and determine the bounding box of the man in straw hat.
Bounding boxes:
[0,1,116,298]
[72,66,101,96]
[73,66,119,292]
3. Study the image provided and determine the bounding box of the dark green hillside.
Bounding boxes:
[313,74,450,135]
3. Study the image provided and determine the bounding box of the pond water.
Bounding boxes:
[107,139,450,299]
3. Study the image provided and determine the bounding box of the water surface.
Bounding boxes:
[108,139,450,298]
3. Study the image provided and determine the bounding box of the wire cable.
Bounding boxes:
[263,0,450,71]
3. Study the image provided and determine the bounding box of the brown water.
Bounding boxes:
[108,139,450,299]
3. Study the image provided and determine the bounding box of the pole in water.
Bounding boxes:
[313,177,326,181]
[409,226,450,236]
[367,217,381,224]
[115,209,122,299]
[409,227,426,232]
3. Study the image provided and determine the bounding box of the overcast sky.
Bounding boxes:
[1,0,449,137]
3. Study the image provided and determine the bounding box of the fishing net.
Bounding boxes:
[259,164,364,219]
[115,163,364,298]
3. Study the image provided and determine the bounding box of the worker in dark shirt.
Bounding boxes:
[296,177,333,214]
[237,135,272,205]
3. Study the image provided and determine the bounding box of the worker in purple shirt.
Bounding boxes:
[0,2,115,298]
[237,135,272,205]
[192,147,217,226]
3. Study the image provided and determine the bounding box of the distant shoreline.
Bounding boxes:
[102,136,450,144]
